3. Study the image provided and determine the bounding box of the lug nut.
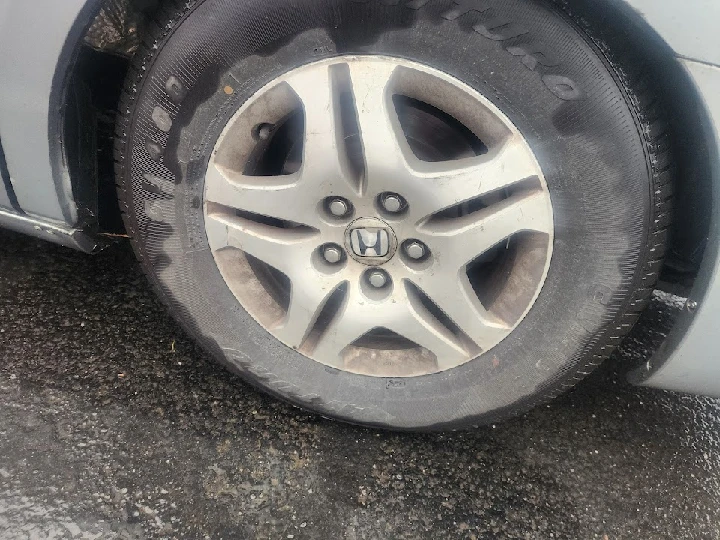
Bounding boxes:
[404,240,427,261]
[328,197,351,218]
[367,270,389,289]
[381,193,405,213]
[323,245,344,264]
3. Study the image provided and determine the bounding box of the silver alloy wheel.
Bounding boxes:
[204,56,554,377]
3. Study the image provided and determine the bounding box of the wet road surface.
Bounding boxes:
[0,229,719,539]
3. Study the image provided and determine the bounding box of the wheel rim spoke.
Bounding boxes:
[205,211,318,275]
[421,189,553,269]
[406,137,541,222]
[286,65,355,189]
[346,61,415,194]
[204,164,314,226]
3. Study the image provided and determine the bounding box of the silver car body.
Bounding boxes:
[0,0,718,395]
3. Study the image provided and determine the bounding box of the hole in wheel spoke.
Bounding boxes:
[213,82,300,174]
[243,111,304,177]
[207,201,317,234]
[404,281,480,357]
[333,63,366,193]
[344,328,441,377]
[245,253,291,313]
[428,177,543,224]
[393,95,488,162]
[468,231,550,326]
[300,282,349,355]
[213,249,287,329]
[233,208,310,231]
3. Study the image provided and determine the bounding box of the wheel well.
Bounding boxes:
[63,0,711,291]
[62,0,159,236]
[548,0,713,295]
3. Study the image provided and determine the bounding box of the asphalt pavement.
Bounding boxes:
[1,229,719,539]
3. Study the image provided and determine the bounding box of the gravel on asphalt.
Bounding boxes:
[1,230,719,539]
